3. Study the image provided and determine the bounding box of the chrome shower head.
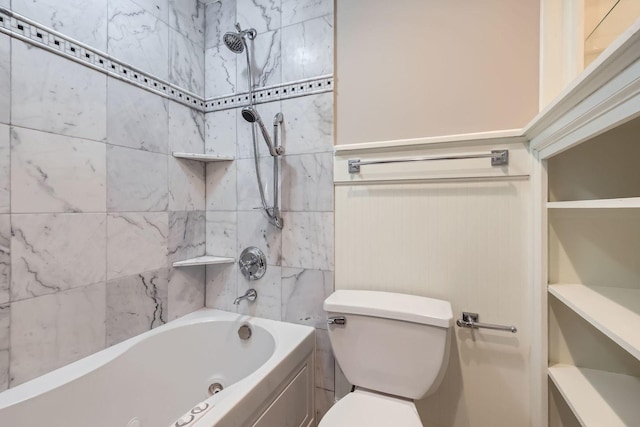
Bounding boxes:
[241,106,258,123]
[223,32,245,53]
[223,23,257,54]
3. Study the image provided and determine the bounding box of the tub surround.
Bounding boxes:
[0,0,335,401]
[0,0,208,389]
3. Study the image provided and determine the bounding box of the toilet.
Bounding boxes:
[320,290,453,427]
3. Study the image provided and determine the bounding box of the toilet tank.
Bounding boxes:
[324,290,453,400]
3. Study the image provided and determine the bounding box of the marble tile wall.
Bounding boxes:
[0,1,207,389]
[203,0,335,420]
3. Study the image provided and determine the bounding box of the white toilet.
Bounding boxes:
[320,290,453,427]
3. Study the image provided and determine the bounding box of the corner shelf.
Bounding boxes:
[548,364,640,426]
[172,255,235,267]
[548,284,640,360]
[172,152,234,162]
[547,197,640,209]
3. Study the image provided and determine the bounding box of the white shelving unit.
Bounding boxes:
[549,284,640,360]
[548,364,640,426]
[172,255,235,267]
[172,152,234,162]
[526,18,640,426]
[547,197,640,209]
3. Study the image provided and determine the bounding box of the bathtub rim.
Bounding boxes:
[0,308,315,413]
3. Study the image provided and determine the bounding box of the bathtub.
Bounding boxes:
[0,309,316,427]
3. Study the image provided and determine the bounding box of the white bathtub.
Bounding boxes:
[0,309,316,427]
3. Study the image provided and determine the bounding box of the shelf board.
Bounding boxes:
[549,364,640,426]
[172,255,235,267]
[547,197,640,209]
[172,152,234,162]
[549,284,640,360]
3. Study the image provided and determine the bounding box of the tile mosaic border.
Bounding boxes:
[0,7,333,113]
[204,75,334,112]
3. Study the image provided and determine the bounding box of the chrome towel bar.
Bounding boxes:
[347,150,509,173]
[456,312,517,334]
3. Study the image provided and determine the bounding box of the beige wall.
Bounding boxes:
[336,0,540,145]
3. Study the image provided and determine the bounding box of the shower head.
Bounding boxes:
[223,23,257,54]
[241,106,258,123]
[242,107,284,156]
[223,32,245,53]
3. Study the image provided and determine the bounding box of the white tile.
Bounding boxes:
[282,212,333,270]
[204,44,237,97]
[236,157,274,211]
[107,212,168,279]
[315,387,335,423]
[0,216,8,305]
[169,101,205,153]
[107,145,169,212]
[168,266,205,320]
[205,110,236,157]
[11,127,107,213]
[237,264,281,321]
[13,0,109,51]
[168,158,206,211]
[11,41,107,142]
[204,0,235,50]
[282,15,333,82]
[281,153,333,212]
[169,29,205,96]
[169,0,205,47]
[108,0,169,81]
[236,29,281,92]
[10,283,106,386]
[130,0,169,22]
[334,362,352,400]
[236,100,282,158]
[282,268,332,329]
[205,161,237,211]
[281,0,332,26]
[205,264,238,312]
[0,34,10,125]
[280,92,333,155]
[106,268,168,345]
[11,214,107,301]
[0,0,8,11]
[168,211,205,263]
[0,304,7,391]
[237,210,281,265]
[237,0,280,34]
[206,211,237,258]
[107,78,169,154]
[315,329,335,390]
[0,124,8,213]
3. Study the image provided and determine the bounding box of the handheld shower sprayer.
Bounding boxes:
[223,23,285,229]
[241,107,284,156]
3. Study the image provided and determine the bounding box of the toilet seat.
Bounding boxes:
[318,389,422,427]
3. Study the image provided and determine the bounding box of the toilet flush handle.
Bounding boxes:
[327,316,346,326]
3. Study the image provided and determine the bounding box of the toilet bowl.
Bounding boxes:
[319,290,453,427]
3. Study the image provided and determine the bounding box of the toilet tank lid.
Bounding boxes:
[324,290,452,328]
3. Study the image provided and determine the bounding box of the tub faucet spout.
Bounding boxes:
[234,289,257,305]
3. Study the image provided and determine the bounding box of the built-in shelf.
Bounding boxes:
[548,364,640,426]
[172,255,235,267]
[172,152,234,162]
[549,284,640,360]
[547,197,640,209]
